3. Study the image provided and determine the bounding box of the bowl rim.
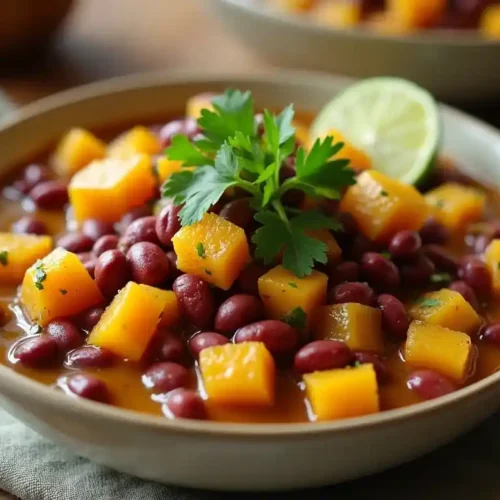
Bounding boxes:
[214,0,500,47]
[1,68,500,438]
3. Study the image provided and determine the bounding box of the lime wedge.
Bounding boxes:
[310,77,441,185]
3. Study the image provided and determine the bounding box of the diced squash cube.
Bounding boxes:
[53,128,106,177]
[340,170,429,243]
[313,2,362,28]
[258,265,328,321]
[481,6,500,39]
[274,0,315,13]
[408,289,481,335]
[108,126,162,159]
[186,92,214,119]
[158,290,181,328]
[156,157,183,184]
[199,342,275,407]
[388,0,447,28]
[367,12,416,35]
[172,213,250,290]
[0,233,52,284]
[304,364,379,421]
[88,282,176,361]
[293,120,310,147]
[485,239,500,296]
[306,229,342,264]
[425,183,485,231]
[69,154,156,222]
[405,321,473,382]
[314,303,384,353]
[21,248,103,325]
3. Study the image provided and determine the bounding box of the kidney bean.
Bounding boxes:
[219,198,254,230]
[22,164,51,192]
[93,235,119,257]
[237,263,268,296]
[119,216,160,252]
[95,249,131,299]
[329,281,375,306]
[377,294,410,339]
[328,261,360,286]
[400,254,435,285]
[155,202,181,247]
[142,362,189,393]
[234,320,300,356]
[159,118,200,148]
[215,294,264,335]
[84,259,97,278]
[58,232,94,253]
[479,323,500,347]
[13,336,58,368]
[82,219,115,241]
[353,352,389,383]
[11,216,48,235]
[458,257,491,297]
[126,242,170,286]
[361,252,400,290]
[119,205,153,232]
[422,244,458,273]
[47,319,83,353]
[449,280,480,311]
[189,332,229,358]
[166,251,181,280]
[64,345,115,368]
[388,230,422,258]
[75,306,105,332]
[165,388,206,420]
[66,374,110,403]
[419,218,450,245]
[294,340,352,374]
[337,212,359,237]
[407,370,456,401]
[155,333,186,363]
[29,180,69,209]
[349,235,380,262]
[473,233,493,254]
[173,274,215,329]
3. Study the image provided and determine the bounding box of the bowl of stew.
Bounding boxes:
[208,0,500,101]
[1,70,500,491]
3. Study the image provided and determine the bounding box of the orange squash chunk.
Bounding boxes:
[485,239,500,296]
[186,92,215,119]
[21,248,104,325]
[313,3,362,28]
[199,342,275,407]
[388,0,446,28]
[304,364,379,421]
[69,154,156,222]
[53,128,106,177]
[172,213,250,290]
[405,321,473,382]
[306,229,342,264]
[156,157,183,184]
[258,265,328,321]
[340,170,429,243]
[108,126,162,159]
[425,183,485,232]
[315,303,384,353]
[88,282,177,361]
[0,233,52,284]
[274,0,315,12]
[293,120,310,147]
[408,289,481,335]
[481,6,500,39]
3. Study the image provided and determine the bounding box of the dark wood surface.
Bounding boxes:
[1,1,500,498]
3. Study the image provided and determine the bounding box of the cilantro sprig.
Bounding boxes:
[162,89,356,278]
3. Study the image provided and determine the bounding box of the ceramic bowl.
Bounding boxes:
[1,71,500,492]
[208,0,500,102]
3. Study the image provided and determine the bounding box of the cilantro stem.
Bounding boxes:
[272,200,289,225]
[236,179,261,198]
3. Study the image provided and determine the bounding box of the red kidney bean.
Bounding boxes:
[22,164,51,192]
[166,251,181,280]
[419,218,450,245]
[142,362,189,393]
[126,242,170,286]
[75,306,105,332]
[234,320,299,356]
[155,202,181,247]
[449,280,480,311]
[29,180,69,209]
[215,294,264,335]
[11,216,48,235]
[349,235,380,262]
[173,274,215,329]
[329,261,360,286]
[159,118,200,148]
[237,263,268,296]
[458,257,491,297]
[66,374,110,403]
[473,233,493,254]
[119,205,153,232]
[361,252,400,290]
[93,235,119,257]
[95,249,131,298]
[64,345,115,368]
[57,232,95,253]
[338,212,359,237]
[407,370,456,401]
[377,294,410,339]
[422,244,458,273]
[388,230,422,258]
[353,352,390,383]
[47,319,83,353]
[329,281,375,306]
[400,254,435,285]
[480,323,500,347]
[119,216,160,251]
[219,198,254,230]
[294,340,352,374]
[84,258,97,278]
[82,219,115,241]
[156,333,186,363]
[165,388,206,419]
[13,335,58,367]
[189,332,229,358]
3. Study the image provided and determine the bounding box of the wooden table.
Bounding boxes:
[1,1,500,498]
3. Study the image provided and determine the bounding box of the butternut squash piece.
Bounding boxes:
[69,154,156,222]
[313,2,362,28]
[172,213,250,290]
[481,6,500,39]
[0,233,52,284]
[53,128,106,177]
[293,120,310,147]
[306,229,342,264]
[315,303,384,353]
[159,290,181,329]
[408,289,481,335]
[388,0,447,28]
[274,0,315,13]
[108,126,162,159]
[367,12,415,35]
[304,364,379,421]
[405,321,473,382]
[258,265,328,321]
[340,170,429,243]
[88,282,177,361]
[485,239,500,296]
[156,157,183,184]
[21,248,104,325]
[186,92,214,119]
[425,183,485,231]
[199,342,275,406]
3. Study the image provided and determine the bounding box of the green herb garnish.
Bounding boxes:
[196,242,206,259]
[381,251,392,260]
[282,307,307,330]
[0,251,8,267]
[435,200,445,209]
[415,298,441,308]
[34,260,47,291]
[205,269,212,276]
[163,89,355,278]
[288,282,298,289]
[497,262,500,270]
[430,273,452,284]
[59,289,68,295]
[380,190,389,197]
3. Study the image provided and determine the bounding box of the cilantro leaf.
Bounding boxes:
[162,169,194,205]
[0,250,8,266]
[282,307,307,330]
[263,105,295,152]
[165,135,210,167]
[414,298,441,308]
[291,210,342,232]
[34,260,47,291]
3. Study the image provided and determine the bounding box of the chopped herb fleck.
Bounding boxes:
[196,242,206,259]
[430,272,452,284]
[29,324,42,335]
[435,200,445,209]
[415,297,441,308]
[0,251,8,266]
[353,360,362,368]
[497,262,500,270]
[380,190,389,197]
[381,251,392,260]
[288,282,298,288]
[205,269,212,276]
[282,307,307,330]
[59,289,68,295]
[34,260,47,291]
